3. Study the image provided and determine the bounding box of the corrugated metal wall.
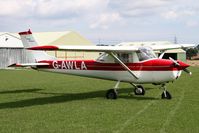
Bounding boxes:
[0,48,32,69]
[177,53,186,62]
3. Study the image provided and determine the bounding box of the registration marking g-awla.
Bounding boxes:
[52,60,87,70]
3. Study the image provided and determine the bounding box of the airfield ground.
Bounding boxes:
[187,60,199,67]
[0,67,198,133]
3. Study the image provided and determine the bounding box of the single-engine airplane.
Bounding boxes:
[9,30,195,100]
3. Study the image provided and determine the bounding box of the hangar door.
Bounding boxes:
[159,53,177,60]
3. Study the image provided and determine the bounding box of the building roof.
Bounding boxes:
[0,33,22,48]
[0,31,93,48]
[34,31,93,46]
[163,49,186,53]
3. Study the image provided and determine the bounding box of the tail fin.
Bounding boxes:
[19,29,56,62]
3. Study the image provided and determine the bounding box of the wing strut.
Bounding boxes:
[109,52,139,79]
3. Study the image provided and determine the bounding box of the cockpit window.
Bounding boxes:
[136,47,157,61]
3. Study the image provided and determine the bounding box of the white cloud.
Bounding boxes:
[90,12,122,29]
[163,11,178,19]
[0,0,114,29]
[109,0,171,17]
[0,0,109,18]
[186,20,198,27]
[182,10,195,16]
[0,0,33,17]
[110,0,169,9]
[0,0,199,43]
[35,0,109,17]
[162,9,196,20]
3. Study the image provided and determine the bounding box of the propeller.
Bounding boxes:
[169,57,180,66]
[183,68,192,75]
[169,57,192,76]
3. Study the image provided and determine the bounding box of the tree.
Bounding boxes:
[186,48,198,60]
[196,44,199,50]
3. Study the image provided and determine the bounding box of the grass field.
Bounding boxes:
[0,67,198,133]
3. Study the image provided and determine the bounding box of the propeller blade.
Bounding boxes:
[183,68,192,75]
[159,52,165,59]
[169,57,180,66]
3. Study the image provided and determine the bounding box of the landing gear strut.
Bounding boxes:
[160,84,172,99]
[106,81,120,99]
[130,83,145,95]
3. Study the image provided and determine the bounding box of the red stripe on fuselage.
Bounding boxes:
[37,59,188,71]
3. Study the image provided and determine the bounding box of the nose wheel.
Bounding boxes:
[160,84,172,99]
[161,91,172,99]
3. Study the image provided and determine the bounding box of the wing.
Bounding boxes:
[27,45,139,52]
[27,44,196,52]
[150,44,196,51]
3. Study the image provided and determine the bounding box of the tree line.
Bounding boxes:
[185,45,199,60]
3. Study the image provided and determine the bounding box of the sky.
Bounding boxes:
[0,0,198,44]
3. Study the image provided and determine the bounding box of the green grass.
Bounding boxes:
[0,67,198,133]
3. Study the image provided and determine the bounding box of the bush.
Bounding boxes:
[186,48,198,60]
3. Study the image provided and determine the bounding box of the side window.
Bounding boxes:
[117,53,129,63]
[96,53,115,63]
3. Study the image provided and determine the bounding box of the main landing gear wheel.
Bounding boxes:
[106,89,118,99]
[134,85,145,95]
[161,91,172,99]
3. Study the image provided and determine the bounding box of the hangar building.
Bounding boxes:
[0,32,187,69]
[0,31,98,69]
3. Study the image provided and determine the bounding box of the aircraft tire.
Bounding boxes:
[106,89,118,99]
[134,85,145,95]
[161,91,172,99]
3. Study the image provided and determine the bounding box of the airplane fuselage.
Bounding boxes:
[37,58,188,84]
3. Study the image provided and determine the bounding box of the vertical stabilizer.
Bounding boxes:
[19,30,56,62]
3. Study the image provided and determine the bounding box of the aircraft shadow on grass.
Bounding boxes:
[0,87,158,109]
[0,88,43,94]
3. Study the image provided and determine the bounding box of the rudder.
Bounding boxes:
[19,29,56,62]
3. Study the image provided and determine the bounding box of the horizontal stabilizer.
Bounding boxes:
[8,63,50,67]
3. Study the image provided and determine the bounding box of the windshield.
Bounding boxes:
[136,47,157,61]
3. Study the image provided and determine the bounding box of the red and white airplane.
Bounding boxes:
[10,30,195,100]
